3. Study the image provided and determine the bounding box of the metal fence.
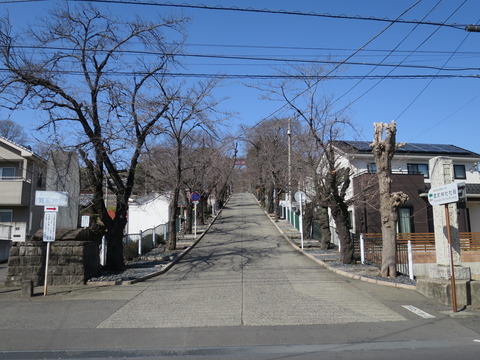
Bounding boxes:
[279,205,300,230]
[355,234,413,279]
[123,222,171,257]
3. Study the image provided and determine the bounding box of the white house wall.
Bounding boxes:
[469,202,480,232]
[127,196,170,235]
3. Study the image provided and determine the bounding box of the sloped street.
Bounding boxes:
[0,193,479,359]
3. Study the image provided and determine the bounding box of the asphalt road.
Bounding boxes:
[0,192,479,359]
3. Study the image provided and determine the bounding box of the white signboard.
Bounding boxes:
[35,191,68,207]
[43,211,57,242]
[428,183,459,206]
[81,215,90,228]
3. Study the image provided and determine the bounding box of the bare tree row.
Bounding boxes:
[0,4,233,270]
[245,63,406,276]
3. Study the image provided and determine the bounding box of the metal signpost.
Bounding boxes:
[42,206,58,296]
[191,192,201,239]
[427,182,463,313]
[35,191,68,296]
[294,191,306,249]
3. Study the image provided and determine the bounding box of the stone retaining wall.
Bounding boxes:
[5,238,101,287]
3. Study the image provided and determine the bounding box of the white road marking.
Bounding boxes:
[402,305,436,319]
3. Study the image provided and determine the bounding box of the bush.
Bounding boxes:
[123,241,138,261]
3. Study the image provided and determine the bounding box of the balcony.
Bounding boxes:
[0,178,32,206]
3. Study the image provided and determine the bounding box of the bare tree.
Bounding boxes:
[0,119,27,145]
[158,79,225,250]
[370,121,409,277]
[244,118,290,219]
[294,124,332,249]
[0,4,187,270]
[140,133,233,241]
[182,134,235,226]
[269,63,358,263]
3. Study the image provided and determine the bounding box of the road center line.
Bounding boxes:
[402,305,436,319]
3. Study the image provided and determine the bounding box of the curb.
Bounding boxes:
[257,196,416,291]
[88,197,229,286]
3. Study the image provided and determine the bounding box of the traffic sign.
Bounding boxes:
[35,191,68,207]
[428,183,459,206]
[191,192,201,202]
[44,206,59,212]
[294,191,306,204]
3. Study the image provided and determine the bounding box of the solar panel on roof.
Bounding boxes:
[398,143,470,154]
[343,141,371,151]
[433,144,469,154]
[339,141,477,157]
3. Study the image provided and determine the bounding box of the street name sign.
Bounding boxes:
[428,183,459,206]
[35,191,68,207]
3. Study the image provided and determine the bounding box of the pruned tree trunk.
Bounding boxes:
[318,206,332,250]
[168,186,180,250]
[370,121,409,278]
[330,202,354,263]
[105,215,127,270]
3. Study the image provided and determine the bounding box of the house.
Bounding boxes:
[330,141,480,235]
[0,136,45,261]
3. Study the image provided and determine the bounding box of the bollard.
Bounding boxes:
[22,280,34,298]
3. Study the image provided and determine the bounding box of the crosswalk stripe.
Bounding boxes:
[402,305,436,318]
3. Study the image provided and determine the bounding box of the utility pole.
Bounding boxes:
[287,118,292,221]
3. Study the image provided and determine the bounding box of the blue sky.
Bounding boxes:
[3,0,480,154]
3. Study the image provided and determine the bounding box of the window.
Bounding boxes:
[397,207,412,233]
[0,210,13,223]
[454,165,466,179]
[407,163,429,178]
[367,163,377,174]
[0,167,15,179]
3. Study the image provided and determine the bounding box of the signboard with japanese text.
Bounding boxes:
[43,212,57,242]
[428,183,459,206]
[81,215,90,228]
[35,191,68,207]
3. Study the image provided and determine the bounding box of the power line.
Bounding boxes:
[2,67,477,79]
[71,0,467,30]
[9,45,480,72]
[236,0,427,137]
[395,1,475,120]
[333,0,446,106]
